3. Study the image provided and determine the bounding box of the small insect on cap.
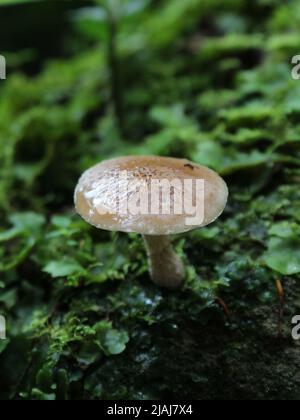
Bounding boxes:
[74,156,228,236]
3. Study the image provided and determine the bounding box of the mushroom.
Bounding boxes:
[74,156,228,289]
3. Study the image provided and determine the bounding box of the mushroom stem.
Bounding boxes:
[143,235,185,289]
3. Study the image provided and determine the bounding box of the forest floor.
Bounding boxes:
[0,0,300,400]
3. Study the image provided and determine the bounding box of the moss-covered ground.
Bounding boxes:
[0,0,300,400]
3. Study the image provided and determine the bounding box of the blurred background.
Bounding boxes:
[0,0,300,400]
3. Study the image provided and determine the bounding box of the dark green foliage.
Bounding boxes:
[1,0,300,400]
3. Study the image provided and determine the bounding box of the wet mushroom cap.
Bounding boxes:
[74,156,228,236]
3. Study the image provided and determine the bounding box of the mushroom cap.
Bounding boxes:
[74,156,228,236]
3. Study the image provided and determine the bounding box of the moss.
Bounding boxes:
[0,0,300,400]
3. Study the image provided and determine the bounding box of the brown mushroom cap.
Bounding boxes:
[74,156,228,236]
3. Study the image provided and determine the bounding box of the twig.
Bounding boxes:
[215,297,231,320]
[106,1,125,138]
[275,279,285,339]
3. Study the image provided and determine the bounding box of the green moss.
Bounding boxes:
[0,0,300,400]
